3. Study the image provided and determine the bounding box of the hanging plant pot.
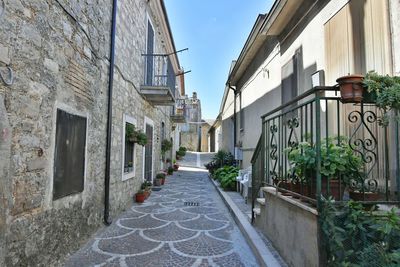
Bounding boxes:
[336,75,364,103]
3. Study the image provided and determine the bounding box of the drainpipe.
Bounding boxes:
[104,0,118,226]
[228,84,237,154]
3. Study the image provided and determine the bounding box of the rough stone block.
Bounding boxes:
[26,158,46,172]
[44,58,59,73]
[0,44,10,65]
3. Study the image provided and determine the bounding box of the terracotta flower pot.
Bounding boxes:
[336,75,364,103]
[135,193,146,203]
[309,178,344,200]
[349,191,380,202]
[154,179,162,186]
[161,178,165,185]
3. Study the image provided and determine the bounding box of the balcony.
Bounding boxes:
[170,98,186,123]
[251,86,399,208]
[140,54,176,106]
[250,86,400,265]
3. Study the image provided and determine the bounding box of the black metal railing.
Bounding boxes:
[251,86,400,217]
[142,54,176,95]
[251,136,264,223]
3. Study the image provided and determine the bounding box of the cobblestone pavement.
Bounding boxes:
[65,167,258,267]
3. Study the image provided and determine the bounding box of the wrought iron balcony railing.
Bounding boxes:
[141,54,176,105]
[251,86,400,219]
[170,98,186,123]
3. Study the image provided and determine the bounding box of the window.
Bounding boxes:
[53,109,87,200]
[324,0,391,84]
[145,18,155,86]
[123,115,137,180]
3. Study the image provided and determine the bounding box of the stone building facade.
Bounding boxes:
[0,0,183,265]
[180,92,202,151]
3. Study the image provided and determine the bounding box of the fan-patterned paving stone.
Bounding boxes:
[125,244,196,267]
[179,215,228,231]
[182,206,220,215]
[97,231,161,255]
[154,209,199,221]
[213,253,247,267]
[208,224,235,241]
[64,242,112,267]
[198,259,213,266]
[122,209,146,218]
[160,201,187,208]
[97,224,133,239]
[102,258,122,267]
[143,222,198,241]
[148,196,178,203]
[173,232,233,257]
[65,164,259,267]
[132,203,175,214]
[119,214,168,229]
[206,213,230,222]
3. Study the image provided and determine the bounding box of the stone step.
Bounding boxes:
[256,198,265,206]
[253,207,261,216]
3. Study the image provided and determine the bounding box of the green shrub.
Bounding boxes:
[213,166,239,190]
[321,198,400,266]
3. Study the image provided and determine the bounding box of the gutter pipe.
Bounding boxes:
[104,0,118,226]
[228,84,237,154]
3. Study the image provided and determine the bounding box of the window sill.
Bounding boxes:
[122,171,135,181]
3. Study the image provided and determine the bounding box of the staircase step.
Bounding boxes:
[256,198,265,206]
[253,207,261,216]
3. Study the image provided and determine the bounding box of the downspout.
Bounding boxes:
[228,84,237,154]
[104,0,118,226]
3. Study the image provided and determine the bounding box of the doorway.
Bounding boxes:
[144,118,154,181]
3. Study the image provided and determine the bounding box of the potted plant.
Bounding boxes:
[161,139,173,155]
[155,173,165,186]
[135,189,146,203]
[127,161,133,172]
[125,124,148,146]
[363,71,400,126]
[173,162,179,171]
[167,166,174,175]
[287,136,363,200]
[336,74,364,103]
[141,181,152,199]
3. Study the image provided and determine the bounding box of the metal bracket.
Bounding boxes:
[0,66,14,86]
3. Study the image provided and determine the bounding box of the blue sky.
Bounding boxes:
[164,1,273,120]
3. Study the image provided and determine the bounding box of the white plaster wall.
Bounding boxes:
[389,0,400,75]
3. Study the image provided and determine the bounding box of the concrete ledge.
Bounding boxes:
[262,187,318,216]
[210,176,282,267]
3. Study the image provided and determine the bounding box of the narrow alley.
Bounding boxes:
[65,155,259,266]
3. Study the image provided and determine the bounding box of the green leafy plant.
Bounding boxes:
[320,198,400,266]
[167,166,174,175]
[363,71,400,126]
[213,166,239,190]
[286,136,363,186]
[125,124,148,146]
[156,172,166,179]
[161,139,173,155]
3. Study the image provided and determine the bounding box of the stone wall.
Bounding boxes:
[108,0,175,217]
[0,0,179,265]
[0,95,11,267]
[0,0,112,265]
